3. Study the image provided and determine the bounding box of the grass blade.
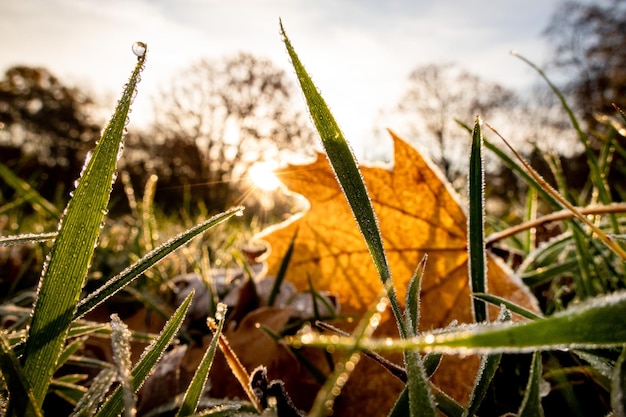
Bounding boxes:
[289,290,626,353]
[0,331,43,417]
[73,206,243,319]
[19,48,146,407]
[462,309,510,417]
[0,162,60,219]
[267,229,298,307]
[176,304,226,416]
[0,232,57,246]
[95,291,194,417]
[468,118,487,323]
[612,346,626,416]
[280,21,405,337]
[517,351,545,417]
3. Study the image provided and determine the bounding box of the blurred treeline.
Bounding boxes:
[1,0,625,218]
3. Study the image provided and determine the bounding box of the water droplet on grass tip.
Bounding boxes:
[132,42,147,58]
[215,302,227,321]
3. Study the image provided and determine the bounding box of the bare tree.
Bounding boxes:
[393,63,517,181]
[544,0,626,126]
[0,66,100,201]
[134,53,315,213]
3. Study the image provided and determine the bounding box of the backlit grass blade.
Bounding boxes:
[0,162,60,219]
[402,256,436,416]
[19,48,146,407]
[288,290,626,353]
[468,117,487,323]
[95,291,194,417]
[176,304,226,416]
[280,21,405,337]
[73,206,243,319]
[0,232,57,246]
[0,331,43,417]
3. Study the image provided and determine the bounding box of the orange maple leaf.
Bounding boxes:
[255,131,539,410]
[258,131,538,329]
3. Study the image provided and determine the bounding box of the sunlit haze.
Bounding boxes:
[1,0,574,158]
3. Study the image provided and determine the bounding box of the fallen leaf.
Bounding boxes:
[256,131,539,408]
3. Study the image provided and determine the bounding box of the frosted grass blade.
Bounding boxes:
[19,48,146,407]
[176,304,226,416]
[95,291,193,417]
[0,331,43,417]
[73,206,243,319]
[517,352,545,417]
[468,118,487,323]
[288,291,626,353]
[280,21,405,337]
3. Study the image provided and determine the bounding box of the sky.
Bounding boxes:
[0,0,574,158]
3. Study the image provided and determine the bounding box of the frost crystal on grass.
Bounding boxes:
[110,314,136,417]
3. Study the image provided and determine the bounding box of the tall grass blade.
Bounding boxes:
[280,21,405,337]
[19,48,146,407]
[73,206,243,319]
[517,351,545,417]
[468,117,487,323]
[0,331,43,417]
[95,291,194,417]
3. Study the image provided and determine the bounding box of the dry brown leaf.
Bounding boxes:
[256,131,539,408]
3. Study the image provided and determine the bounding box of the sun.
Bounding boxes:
[248,161,281,191]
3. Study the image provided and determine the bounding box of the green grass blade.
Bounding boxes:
[95,291,194,417]
[387,387,409,417]
[289,291,626,353]
[612,346,626,415]
[463,309,509,417]
[176,304,226,416]
[20,48,146,406]
[468,118,487,323]
[473,293,543,320]
[0,232,57,246]
[405,255,427,336]
[0,331,43,417]
[268,229,298,307]
[0,162,60,219]
[404,350,437,416]
[517,352,545,417]
[280,21,405,337]
[73,206,243,319]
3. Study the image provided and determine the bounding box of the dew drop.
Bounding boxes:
[215,302,227,321]
[132,41,147,58]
